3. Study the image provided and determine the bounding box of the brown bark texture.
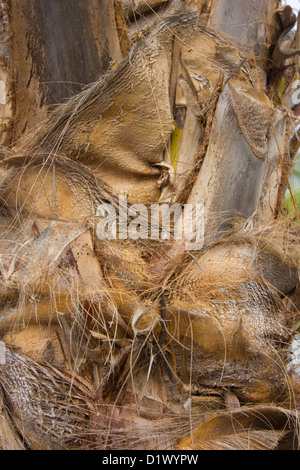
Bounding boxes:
[0,0,299,451]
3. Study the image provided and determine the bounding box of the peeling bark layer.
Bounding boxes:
[6,0,123,141]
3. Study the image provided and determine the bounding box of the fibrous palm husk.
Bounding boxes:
[168,219,299,403]
[0,6,299,451]
[17,10,254,204]
[0,208,299,449]
[177,405,300,450]
[0,348,95,450]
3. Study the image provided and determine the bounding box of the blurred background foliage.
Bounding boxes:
[284,152,300,217]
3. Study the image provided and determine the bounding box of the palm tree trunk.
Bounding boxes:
[0,0,299,451]
[5,0,125,142]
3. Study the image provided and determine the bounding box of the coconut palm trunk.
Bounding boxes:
[0,0,299,450]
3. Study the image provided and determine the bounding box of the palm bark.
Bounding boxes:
[5,0,124,142]
[0,0,299,451]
